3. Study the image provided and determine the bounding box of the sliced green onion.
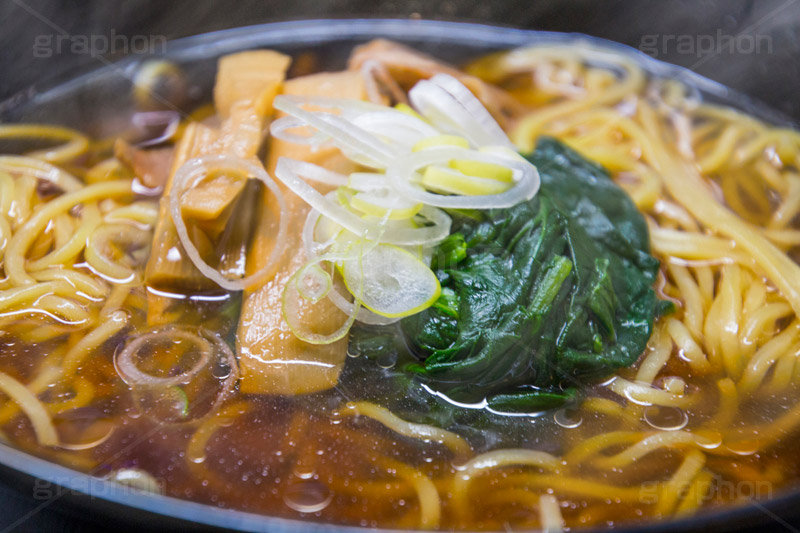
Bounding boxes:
[265,75,543,343]
[350,191,423,220]
[412,134,470,152]
[422,165,512,196]
[275,158,451,246]
[295,262,333,304]
[342,244,441,318]
[408,74,513,149]
[387,147,540,209]
[394,103,426,121]
[348,172,387,192]
[282,249,364,345]
[448,159,514,183]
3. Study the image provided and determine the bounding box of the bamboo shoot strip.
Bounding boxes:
[145,51,290,292]
[236,71,372,395]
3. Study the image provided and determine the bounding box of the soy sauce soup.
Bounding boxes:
[1,38,800,531]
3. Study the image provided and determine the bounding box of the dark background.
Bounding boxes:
[1,0,800,119]
[1,0,800,531]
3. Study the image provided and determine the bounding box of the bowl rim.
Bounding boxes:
[1,17,798,533]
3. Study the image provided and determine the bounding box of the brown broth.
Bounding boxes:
[2,41,800,531]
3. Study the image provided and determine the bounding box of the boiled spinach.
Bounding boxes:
[354,137,668,412]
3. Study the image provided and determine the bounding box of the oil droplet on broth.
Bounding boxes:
[293,461,317,480]
[376,352,397,369]
[694,429,723,450]
[643,406,688,431]
[189,454,207,464]
[282,480,333,513]
[346,346,361,358]
[725,438,760,456]
[211,360,232,379]
[553,407,583,429]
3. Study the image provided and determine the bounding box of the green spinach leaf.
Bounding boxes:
[356,137,667,412]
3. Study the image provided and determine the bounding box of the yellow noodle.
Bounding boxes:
[656,450,706,516]
[0,281,81,311]
[592,431,713,470]
[702,284,724,371]
[720,169,772,224]
[0,124,89,163]
[9,174,36,228]
[696,125,743,174]
[15,322,74,343]
[84,223,150,283]
[656,200,699,231]
[769,176,800,229]
[99,283,133,316]
[666,318,711,374]
[60,310,128,377]
[563,431,644,464]
[29,268,108,299]
[692,265,715,308]
[52,212,74,250]
[27,203,101,272]
[662,376,686,395]
[375,456,441,529]
[0,155,83,193]
[512,47,645,152]
[342,401,471,458]
[666,264,704,340]
[675,469,714,517]
[708,378,738,430]
[579,397,626,418]
[744,401,800,446]
[769,351,797,392]
[499,473,649,503]
[735,129,800,165]
[755,159,789,193]
[408,471,440,529]
[741,302,792,349]
[636,325,672,384]
[0,215,9,263]
[35,295,89,324]
[4,180,133,285]
[625,163,662,209]
[0,170,14,217]
[650,227,754,266]
[451,449,561,520]
[654,132,800,319]
[741,278,768,325]
[738,322,800,393]
[103,201,159,226]
[85,158,133,184]
[47,377,95,414]
[0,371,58,446]
[609,377,691,408]
[186,401,250,464]
[716,265,744,378]
[538,494,564,532]
[555,108,658,163]
[763,228,800,248]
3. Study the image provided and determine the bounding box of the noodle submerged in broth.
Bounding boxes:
[0,38,799,531]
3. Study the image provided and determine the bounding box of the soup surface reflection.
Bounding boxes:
[1,38,800,531]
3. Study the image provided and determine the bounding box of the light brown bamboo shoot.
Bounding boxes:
[237,70,371,395]
[145,50,290,293]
